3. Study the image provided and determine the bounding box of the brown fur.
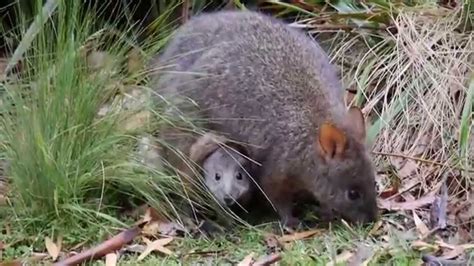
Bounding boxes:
[151,10,378,226]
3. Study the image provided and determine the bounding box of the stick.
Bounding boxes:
[54,226,141,266]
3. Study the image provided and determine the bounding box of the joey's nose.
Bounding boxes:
[224,197,234,206]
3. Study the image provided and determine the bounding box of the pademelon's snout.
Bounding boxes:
[223,196,234,206]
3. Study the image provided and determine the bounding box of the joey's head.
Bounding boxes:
[309,107,378,225]
[202,146,253,207]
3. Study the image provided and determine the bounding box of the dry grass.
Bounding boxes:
[313,6,472,185]
[303,4,473,244]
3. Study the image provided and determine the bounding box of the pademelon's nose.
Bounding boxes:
[224,197,234,206]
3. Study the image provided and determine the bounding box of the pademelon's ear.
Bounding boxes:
[189,132,226,163]
[317,122,347,159]
[347,106,366,142]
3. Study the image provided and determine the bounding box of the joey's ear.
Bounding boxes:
[317,122,347,159]
[189,132,226,163]
[347,106,366,142]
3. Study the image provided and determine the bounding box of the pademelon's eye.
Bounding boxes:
[348,189,361,200]
[236,172,243,180]
[215,173,221,181]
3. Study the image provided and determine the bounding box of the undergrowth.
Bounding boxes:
[0,0,206,241]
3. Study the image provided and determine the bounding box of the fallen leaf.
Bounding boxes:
[326,250,354,266]
[119,110,151,132]
[237,252,255,266]
[142,220,185,238]
[28,253,49,263]
[440,246,464,260]
[422,254,466,265]
[138,207,186,237]
[378,194,435,211]
[368,220,383,236]
[0,260,22,266]
[105,253,117,266]
[277,229,323,243]
[379,172,401,199]
[390,157,419,180]
[411,240,439,251]
[137,237,174,261]
[413,211,430,237]
[86,50,115,71]
[430,181,448,229]
[254,253,282,266]
[436,241,474,251]
[379,186,399,199]
[263,234,281,253]
[127,48,143,74]
[141,206,160,223]
[45,236,60,261]
[122,244,146,253]
[347,244,374,266]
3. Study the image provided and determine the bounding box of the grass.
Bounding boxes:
[0,0,473,265]
[2,219,429,265]
[0,0,204,243]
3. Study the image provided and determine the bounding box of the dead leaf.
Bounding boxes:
[413,211,430,237]
[326,250,354,266]
[86,50,115,71]
[127,48,143,74]
[277,229,323,243]
[436,241,474,252]
[142,206,161,223]
[379,186,399,199]
[254,253,282,266]
[378,194,435,211]
[347,244,374,266]
[368,220,383,236]
[138,207,186,237]
[28,253,49,263]
[422,254,466,265]
[263,234,281,253]
[430,181,448,229]
[119,110,151,132]
[105,253,117,266]
[440,246,464,260]
[390,157,419,180]
[411,240,439,251]
[122,244,146,253]
[45,236,61,261]
[237,252,255,266]
[0,260,22,266]
[142,220,185,238]
[137,237,174,261]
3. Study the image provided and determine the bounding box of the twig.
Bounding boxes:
[307,23,388,32]
[372,151,447,167]
[54,226,141,266]
[372,151,474,172]
[422,254,466,265]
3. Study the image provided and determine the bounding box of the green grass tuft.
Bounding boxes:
[0,0,197,240]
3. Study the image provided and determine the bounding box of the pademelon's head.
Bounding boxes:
[202,145,253,207]
[308,107,378,225]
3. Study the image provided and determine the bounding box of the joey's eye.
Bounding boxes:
[236,172,243,180]
[215,173,221,181]
[348,189,360,200]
